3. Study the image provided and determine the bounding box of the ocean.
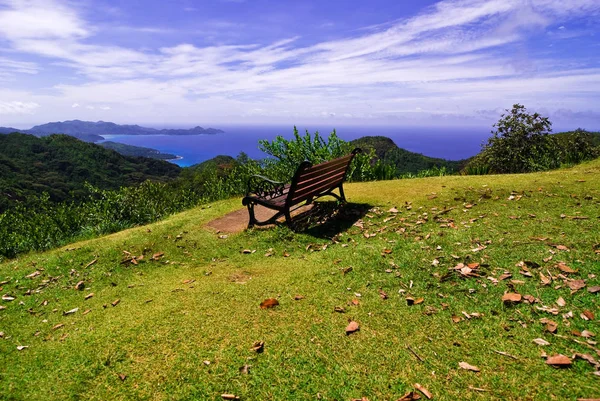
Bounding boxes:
[101,124,490,167]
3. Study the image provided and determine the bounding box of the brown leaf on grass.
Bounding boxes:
[52,323,64,330]
[151,252,164,261]
[543,319,558,333]
[452,315,463,323]
[221,394,240,400]
[568,280,586,291]
[396,391,421,401]
[382,249,393,254]
[111,299,120,307]
[342,266,353,275]
[84,259,97,269]
[414,297,424,305]
[581,330,595,338]
[498,272,512,281]
[588,286,600,294]
[546,354,571,367]
[379,289,388,300]
[84,293,94,300]
[554,245,569,251]
[26,271,41,279]
[334,306,346,313]
[259,298,279,309]
[388,207,399,213]
[414,383,433,399]
[556,297,566,307]
[523,295,537,304]
[350,299,360,306]
[117,373,127,381]
[502,293,522,304]
[459,361,480,372]
[581,310,595,320]
[533,338,550,346]
[251,340,264,353]
[239,365,250,375]
[557,262,577,274]
[294,295,304,300]
[574,353,599,368]
[346,321,360,335]
[241,249,255,254]
[74,281,85,291]
[540,272,551,285]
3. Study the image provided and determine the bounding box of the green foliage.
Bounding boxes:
[474,104,557,174]
[0,133,180,212]
[464,110,600,175]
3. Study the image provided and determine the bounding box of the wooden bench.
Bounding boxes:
[242,148,361,228]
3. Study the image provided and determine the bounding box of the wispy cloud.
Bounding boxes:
[0,0,599,126]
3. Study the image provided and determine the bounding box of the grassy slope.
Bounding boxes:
[1,160,599,401]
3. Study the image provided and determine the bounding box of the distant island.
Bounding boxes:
[0,119,224,161]
[0,119,224,142]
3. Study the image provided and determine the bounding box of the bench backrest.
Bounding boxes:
[286,148,361,207]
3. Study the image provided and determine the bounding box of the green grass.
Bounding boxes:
[1,160,600,400]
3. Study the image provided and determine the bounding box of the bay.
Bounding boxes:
[102,124,489,167]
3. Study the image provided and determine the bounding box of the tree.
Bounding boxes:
[479,104,558,173]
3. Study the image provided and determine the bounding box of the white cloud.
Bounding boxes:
[0,100,39,114]
[0,0,599,126]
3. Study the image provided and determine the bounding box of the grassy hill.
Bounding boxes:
[1,158,599,400]
[0,133,180,211]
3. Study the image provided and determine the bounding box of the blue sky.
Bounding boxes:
[0,0,599,129]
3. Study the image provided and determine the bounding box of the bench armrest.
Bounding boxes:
[246,174,286,198]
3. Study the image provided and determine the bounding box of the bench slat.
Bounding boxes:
[289,170,346,204]
[295,164,348,189]
[295,155,353,182]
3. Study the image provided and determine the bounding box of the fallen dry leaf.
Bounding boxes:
[556,297,566,307]
[568,280,586,291]
[459,361,480,372]
[84,259,97,269]
[294,295,304,300]
[63,307,78,316]
[588,286,600,294]
[546,354,571,367]
[557,262,577,274]
[554,245,569,251]
[502,293,522,304]
[111,299,120,307]
[532,338,550,346]
[84,293,94,300]
[252,340,264,353]
[379,289,388,300]
[151,252,164,260]
[396,391,421,401]
[221,394,240,400]
[581,310,594,320]
[26,271,41,279]
[17,345,28,351]
[346,321,360,335]
[259,298,279,309]
[414,297,424,305]
[414,383,432,399]
[118,373,127,381]
[74,281,85,291]
[52,323,64,330]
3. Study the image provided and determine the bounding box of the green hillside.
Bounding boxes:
[350,136,465,174]
[1,159,598,400]
[0,133,180,211]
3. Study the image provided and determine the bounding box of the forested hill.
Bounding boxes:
[29,120,224,136]
[0,133,180,212]
[350,136,465,174]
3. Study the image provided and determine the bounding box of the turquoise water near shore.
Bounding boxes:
[102,125,489,167]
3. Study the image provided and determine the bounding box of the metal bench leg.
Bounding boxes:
[338,184,347,202]
[246,203,258,228]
